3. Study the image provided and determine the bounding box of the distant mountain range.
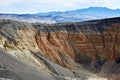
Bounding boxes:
[0,7,120,23]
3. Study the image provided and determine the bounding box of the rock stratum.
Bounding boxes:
[0,18,120,80]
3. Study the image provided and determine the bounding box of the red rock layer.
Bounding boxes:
[35,24,120,69]
[35,32,74,69]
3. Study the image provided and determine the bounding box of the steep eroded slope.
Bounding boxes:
[0,18,120,80]
[34,17,120,79]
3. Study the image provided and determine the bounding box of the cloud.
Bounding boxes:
[0,0,120,13]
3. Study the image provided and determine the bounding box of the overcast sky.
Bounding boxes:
[0,0,120,14]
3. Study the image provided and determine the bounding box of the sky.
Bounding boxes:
[0,0,120,14]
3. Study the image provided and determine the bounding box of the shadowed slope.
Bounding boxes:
[0,49,56,80]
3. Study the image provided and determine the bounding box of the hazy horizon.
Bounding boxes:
[0,0,120,14]
[0,7,119,14]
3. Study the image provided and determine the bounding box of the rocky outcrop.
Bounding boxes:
[0,18,120,80]
[34,17,120,79]
[0,20,47,72]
